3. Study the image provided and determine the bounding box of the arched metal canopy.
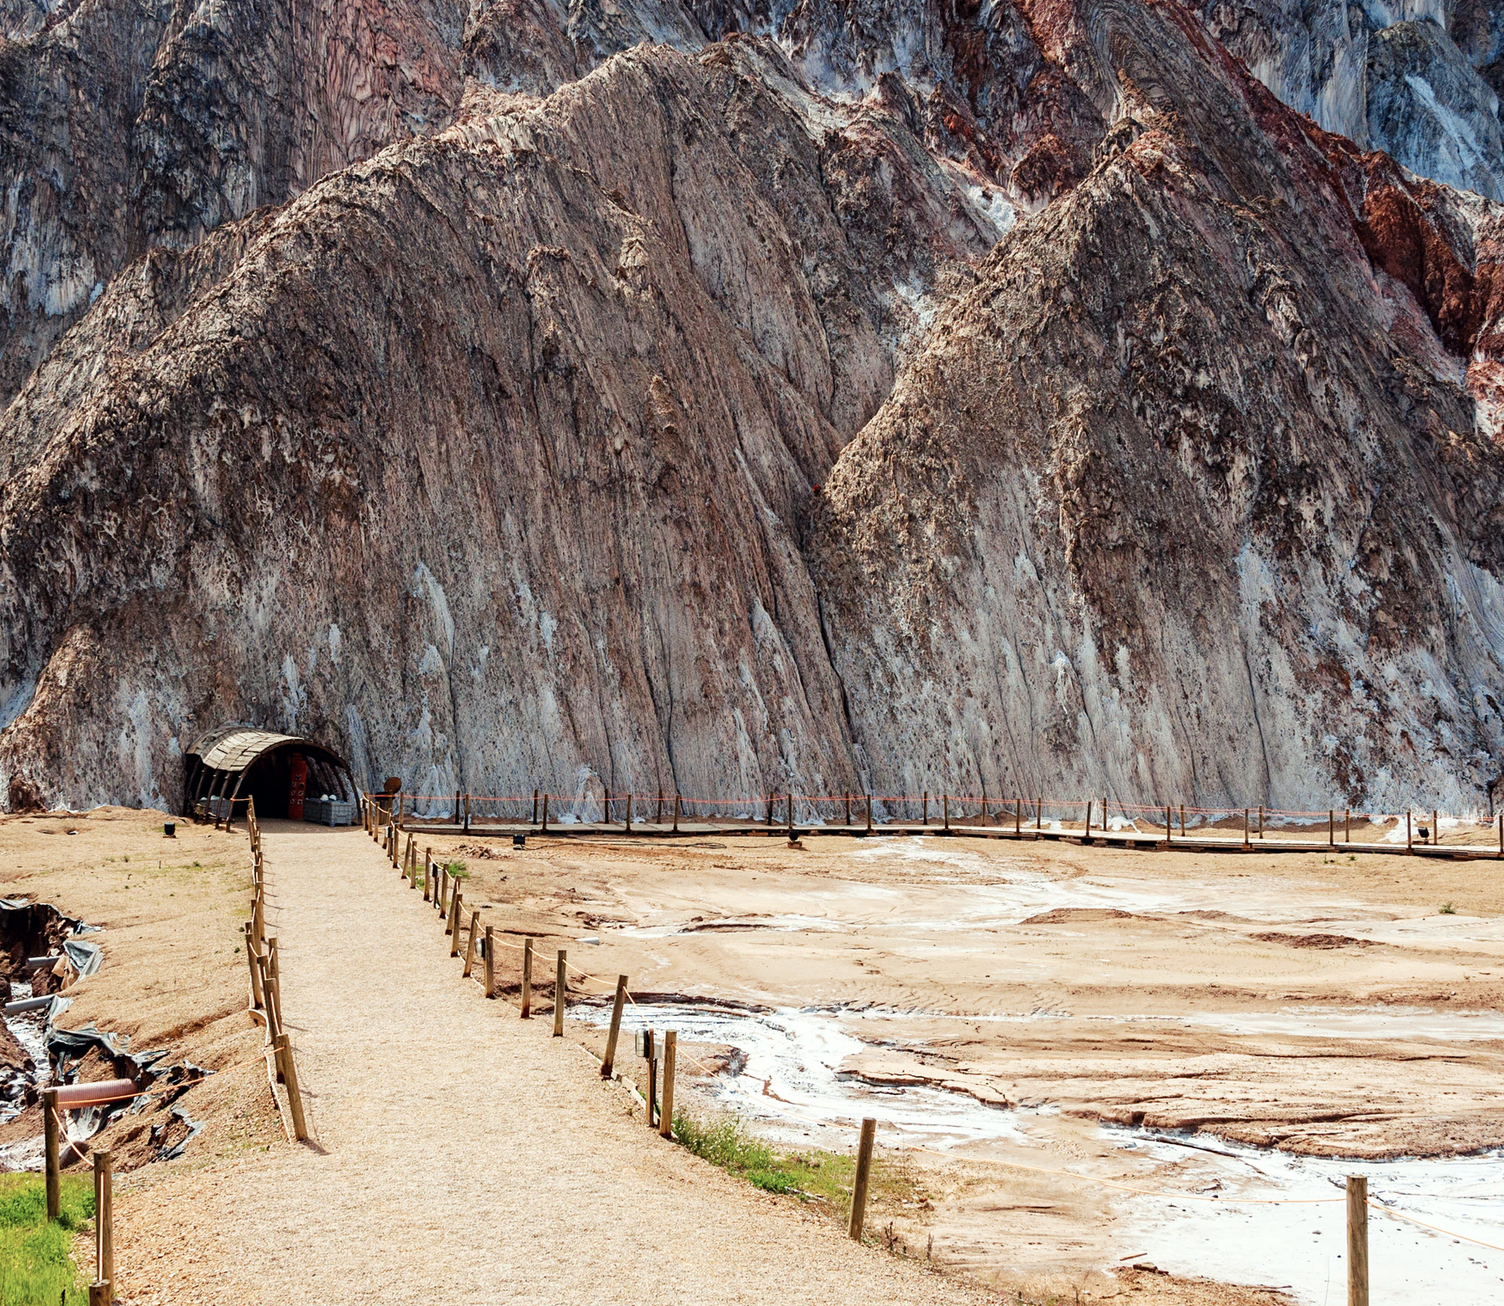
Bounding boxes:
[186,726,347,774]
[183,725,354,818]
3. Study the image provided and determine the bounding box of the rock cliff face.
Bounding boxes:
[2,0,1504,812]
[1199,0,1504,200]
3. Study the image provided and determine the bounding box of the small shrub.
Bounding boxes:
[1439,901,1457,915]
[445,861,469,879]
[746,1169,799,1193]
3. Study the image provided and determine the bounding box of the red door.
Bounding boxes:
[288,754,308,820]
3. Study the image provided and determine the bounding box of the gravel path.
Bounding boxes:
[120,824,987,1304]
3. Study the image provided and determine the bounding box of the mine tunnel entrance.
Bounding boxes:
[183,726,357,825]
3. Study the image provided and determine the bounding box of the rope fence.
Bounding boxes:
[358,793,1498,1292]
[365,785,1504,858]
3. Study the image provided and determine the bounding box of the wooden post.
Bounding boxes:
[625,793,633,833]
[542,793,550,832]
[454,789,460,824]
[484,926,496,998]
[865,794,872,832]
[533,789,539,824]
[849,1117,876,1240]
[1407,810,1413,853]
[1432,808,1439,845]
[1165,805,1172,845]
[422,851,432,902]
[659,1030,676,1138]
[1347,1175,1368,1306]
[603,786,611,828]
[845,792,851,827]
[521,937,533,1018]
[553,949,567,1036]
[981,785,988,824]
[93,1149,113,1290]
[1180,803,1185,837]
[1498,812,1502,859]
[274,1032,310,1141]
[1258,804,1264,839]
[462,910,479,976]
[89,1282,109,1306]
[450,892,464,955]
[1243,808,1250,849]
[673,793,681,832]
[464,792,471,832]
[922,791,928,825]
[1037,796,1043,832]
[267,937,284,1044]
[1346,809,1351,843]
[765,793,773,826]
[43,1087,59,1219]
[656,789,663,824]
[245,920,263,1009]
[1015,797,1022,836]
[786,792,794,839]
[1084,798,1092,840]
[1329,810,1335,846]
[601,975,628,1079]
[646,1033,658,1129]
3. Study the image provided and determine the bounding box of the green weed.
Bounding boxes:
[1440,901,1457,915]
[445,862,469,879]
[0,1174,94,1306]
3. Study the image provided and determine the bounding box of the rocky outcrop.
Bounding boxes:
[3,0,1504,814]
[1199,0,1504,200]
[808,0,1504,812]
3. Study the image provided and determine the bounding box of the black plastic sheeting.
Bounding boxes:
[42,1023,216,1141]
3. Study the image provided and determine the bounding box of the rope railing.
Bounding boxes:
[364,784,1504,857]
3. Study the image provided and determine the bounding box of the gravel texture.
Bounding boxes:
[116,822,987,1304]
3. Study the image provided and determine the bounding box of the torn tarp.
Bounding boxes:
[61,939,101,977]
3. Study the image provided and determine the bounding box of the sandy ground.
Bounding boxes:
[0,809,280,1166]
[3,810,1498,1304]
[397,823,1504,1302]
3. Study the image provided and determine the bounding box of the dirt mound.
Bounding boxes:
[1023,908,1135,925]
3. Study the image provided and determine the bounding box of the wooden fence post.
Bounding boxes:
[462,910,480,976]
[43,1087,59,1219]
[786,792,794,840]
[542,793,550,833]
[522,937,533,1018]
[93,1149,113,1290]
[865,794,872,832]
[1346,809,1351,843]
[533,789,539,824]
[672,793,680,833]
[766,794,773,827]
[245,920,264,1009]
[1037,796,1043,832]
[981,785,988,824]
[1016,797,1022,836]
[422,851,432,902]
[484,926,496,998]
[554,949,567,1036]
[625,792,633,833]
[845,792,851,827]
[464,793,471,832]
[89,1282,109,1306]
[1242,808,1250,849]
[450,894,464,955]
[603,787,611,828]
[601,975,628,1079]
[1084,799,1092,840]
[1347,1175,1368,1306]
[1257,804,1264,838]
[1432,808,1439,845]
[1407,810,1413,853]
[659,1030,676,1138]
[1165,805,1172,845]
[1179,803,1185,837]
[273,1032,310,1141]
[656,789,663,824]
[645,1032,658,1128]
[849,1117,876,1240]
[922,791,928,825]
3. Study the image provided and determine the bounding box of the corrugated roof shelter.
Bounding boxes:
[184,726,355,821]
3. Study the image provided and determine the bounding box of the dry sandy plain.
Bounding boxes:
[0,808,1500,1304]
[412,823,1504,1303]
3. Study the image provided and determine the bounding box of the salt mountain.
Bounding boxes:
[3,0,1504,815]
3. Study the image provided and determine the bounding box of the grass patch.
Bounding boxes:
[444,861,469,879]
[670,1112,917,1223]
[1439,901,1457,915]
[0,1174,94,1306]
